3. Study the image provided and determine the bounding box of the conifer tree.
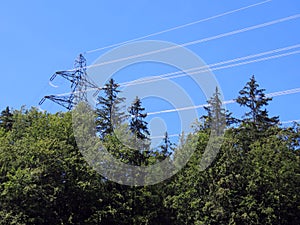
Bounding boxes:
[157,132,175,160]
[0,106,13,131]
[96,78,125,139]
[236,75,279,131]
[201,87,236,134]
[127,96,150,167]
[128,96,150,140]
[235,76,279,152]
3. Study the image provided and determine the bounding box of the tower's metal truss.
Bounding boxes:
[39,54,100,110]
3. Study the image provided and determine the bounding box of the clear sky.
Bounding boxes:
[1,0,300,138]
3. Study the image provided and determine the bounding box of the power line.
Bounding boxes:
[121,51,300,97]
[81,14,300,70]
[56,45,300,97]
[147,87,300,116]
[147,100,234,116]
[85,0,272,54]
[150,133,181,139]
[188,50,300,75]
[280,119,300,124]
[120,44,300,87]
[130,50,300,88]
[150,118,300,139]
[266,87,300,98]
[36,1,272,102]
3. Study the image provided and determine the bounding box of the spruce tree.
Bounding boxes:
[127,96,150,167]
[128,96,150,141]
[201,87,236,134]
[96,78,125,139]
[235,75,279,152]
[236,75,279,131]
[157,132,175,161]
[0,106,13,131]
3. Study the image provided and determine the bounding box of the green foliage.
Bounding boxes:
[96,78,126,139]
[0,77,299,224]
[0,106,13,131]
[236,75,279,131]
[235,75,280,152]
[0,108,105,224]
[157,132,175,161]
[128,96,150,141]
[201,87,236,133]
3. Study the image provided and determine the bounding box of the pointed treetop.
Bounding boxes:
[236,75,279,130]
[200,86,236,133]
[96,78,126,139]
[128,96,149,140]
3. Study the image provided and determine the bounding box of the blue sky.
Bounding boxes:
[1,0,300,138]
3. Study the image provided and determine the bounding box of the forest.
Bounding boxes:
[0,76,299,225]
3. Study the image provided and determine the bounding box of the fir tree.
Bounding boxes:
[127,97,150,167]
[128,96,150,140]
[157,132,175,161]
[96,78,125,139]
[201,87,236,134]
[235,76,280,152]
[236,75,279,131]
[0,106,13,131]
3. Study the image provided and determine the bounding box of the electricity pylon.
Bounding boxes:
[39,54,100,110]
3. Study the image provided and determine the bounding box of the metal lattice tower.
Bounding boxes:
[39,54,100,110]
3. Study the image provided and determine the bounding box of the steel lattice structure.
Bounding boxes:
[39,54,100,110]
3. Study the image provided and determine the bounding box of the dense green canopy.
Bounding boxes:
[0,77,299,224]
